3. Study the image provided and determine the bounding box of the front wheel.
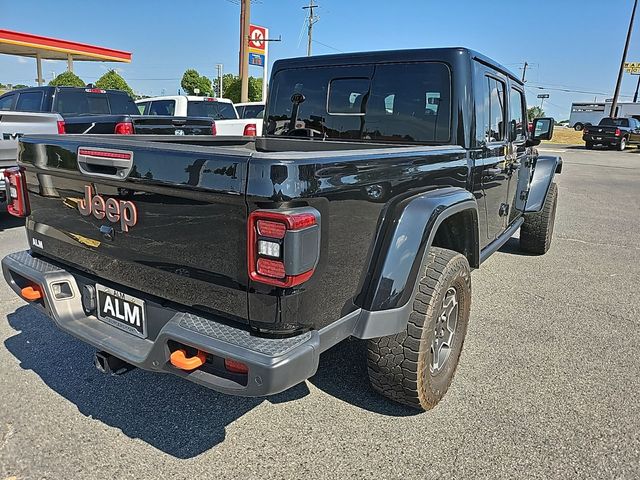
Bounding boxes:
[585,141,594,150]
[366,247,471,411]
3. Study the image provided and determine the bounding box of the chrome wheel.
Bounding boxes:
[430,287,459,374]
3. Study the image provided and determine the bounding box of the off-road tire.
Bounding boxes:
[520,182,558,254]
[366,247,471,411]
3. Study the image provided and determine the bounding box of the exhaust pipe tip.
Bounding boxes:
[94,351,135,376]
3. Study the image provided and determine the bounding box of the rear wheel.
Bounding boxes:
[520,182,558,254]
[366,247,471,411]
[617,137,627,151]
[574,123,583,131]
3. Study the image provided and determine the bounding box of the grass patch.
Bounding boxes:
[544,127,583,145]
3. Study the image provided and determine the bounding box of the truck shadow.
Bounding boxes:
[4,305,415,459]
[0,211,25,231]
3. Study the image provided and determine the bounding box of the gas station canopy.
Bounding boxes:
[0,29,132,85]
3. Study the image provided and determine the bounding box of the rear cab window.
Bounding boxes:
[266,62,452,143]
[148,100,176,115]
[187,100,238,119]
[239,104,265,119]
[53,89,138,115]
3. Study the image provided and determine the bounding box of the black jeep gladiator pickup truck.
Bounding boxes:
[2,48,560,410]
[0,86,214,135]
[583,117,640,150]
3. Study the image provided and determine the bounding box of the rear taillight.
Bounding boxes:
[114,122,134,134]
[57,120,66,134]
[615,128,621,136]
[4,167,30,217]
[211,122,217,136]
[248,209,320,287]
[243,123,257,136]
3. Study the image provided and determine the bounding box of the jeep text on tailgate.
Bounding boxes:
[2,48,561,410]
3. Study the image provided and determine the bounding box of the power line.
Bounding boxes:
[312,39,343,53]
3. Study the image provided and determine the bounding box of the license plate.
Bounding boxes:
[174,129,185,136]
[96,284,147,338]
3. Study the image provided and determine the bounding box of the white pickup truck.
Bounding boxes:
[135,96,262,136]
[0,111,63,202]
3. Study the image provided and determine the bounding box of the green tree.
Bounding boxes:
[49,71,85,87]
[181,69,212,96]
[214,74,263,103]
[95,69,134,96]
[12,84,29,90]
[527,106,545,122]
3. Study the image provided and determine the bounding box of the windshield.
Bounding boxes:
[599,118,629,127]
[54,90,139,115]
[266,62,451,143]
[187,101,238,119]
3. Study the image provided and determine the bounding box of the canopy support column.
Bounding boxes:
[67,54,73,72]
[35,52,44,86]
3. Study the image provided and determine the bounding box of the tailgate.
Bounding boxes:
[19,134,252,323]
[132,116,213,135]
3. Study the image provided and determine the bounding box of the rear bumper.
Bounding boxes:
[583,134,620,144]
[2,250,361,396]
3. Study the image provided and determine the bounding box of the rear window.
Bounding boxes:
[187,100,238,119]
[239,104,265,119]
[599,118,629,127]
[54,90,139,115]
[148,100,176,115]
[266,62,452,143]
[16,91,43,112]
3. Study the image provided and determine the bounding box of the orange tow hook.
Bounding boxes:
[21,285,42,301]
[170,349,206,371]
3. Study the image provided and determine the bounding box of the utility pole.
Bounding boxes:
[611,0,638,116]
[239,0,251,102]
[216,63,224,98]
[521,61,528,83]
[303,1,319,56]
[634,75,640,102]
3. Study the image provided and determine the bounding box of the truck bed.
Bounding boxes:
[18,133,467,333]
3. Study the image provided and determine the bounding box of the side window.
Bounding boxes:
[509,88,526,142]
[148,100,175,116]
[16,92,43,112]
[327,78,370,114]
[0,94,16,111]
[136,102,149,114]
[487,77,506,142]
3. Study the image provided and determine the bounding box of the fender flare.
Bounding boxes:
[525,155,562,213]
[353,187,479,339]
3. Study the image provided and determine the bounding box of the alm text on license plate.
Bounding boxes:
[96,284,147,338]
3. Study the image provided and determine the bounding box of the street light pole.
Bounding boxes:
[611,0,638,116]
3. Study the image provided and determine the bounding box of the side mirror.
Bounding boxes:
[532,117,554,141]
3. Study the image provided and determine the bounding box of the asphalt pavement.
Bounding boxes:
[0,145,639,479]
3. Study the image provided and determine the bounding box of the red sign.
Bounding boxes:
[248,24,267,54]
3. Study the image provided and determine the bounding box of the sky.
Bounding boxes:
[0,0,638,120]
